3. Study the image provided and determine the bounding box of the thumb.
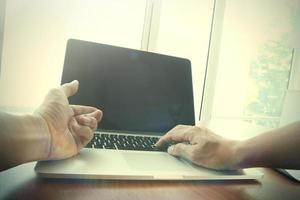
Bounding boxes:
[61,80,79,97]
[168,143,194,161]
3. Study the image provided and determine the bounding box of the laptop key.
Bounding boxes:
[85,133,167,152]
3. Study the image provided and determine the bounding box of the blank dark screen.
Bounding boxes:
[62,39,195,135]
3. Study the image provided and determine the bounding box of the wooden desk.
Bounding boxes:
[0,162,299,200]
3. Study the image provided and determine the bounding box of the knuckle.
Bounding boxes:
[99,110,103,117]
[175,124,187,129]
[183,128,194,138]
[192,126,206,135]
[193,126,203,132]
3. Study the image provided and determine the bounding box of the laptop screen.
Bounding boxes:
[61,39,195,135]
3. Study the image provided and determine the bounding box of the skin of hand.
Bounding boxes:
[155,125,239,170]
[35,80,103,160]
[156,122,300,170]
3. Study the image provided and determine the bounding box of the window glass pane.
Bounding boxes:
[0,0,146,108]
[212,0,300,129]
[154,0,214,120]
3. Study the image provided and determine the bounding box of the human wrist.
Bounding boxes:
[219,140,242,170]
[231,139,258,169]
[18,114,51,162]
[0,113,51,169]
[30,113,51,161]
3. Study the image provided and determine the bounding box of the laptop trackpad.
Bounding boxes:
[123,152,193,172]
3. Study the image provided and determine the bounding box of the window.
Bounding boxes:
[0,0,147,108]
[152,0,214,120]
[4,0,295,135]
[0,0,215,118]
[202,0,300,138]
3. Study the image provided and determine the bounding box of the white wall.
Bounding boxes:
[0,0,146,108]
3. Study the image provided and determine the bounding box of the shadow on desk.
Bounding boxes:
[0,162,299,200]
[5,178,260,200]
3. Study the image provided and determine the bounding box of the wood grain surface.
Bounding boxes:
[0,162,299,200]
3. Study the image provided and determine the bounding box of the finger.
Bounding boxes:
[168,143,195,162]
[155,125,192,147]
[75,110,102,124]
[71,122,95,148]
[155,126,180,147]
[71,105,100,116]
[75,116,98,131]
[61,80,79,97]
[81,110,103,122]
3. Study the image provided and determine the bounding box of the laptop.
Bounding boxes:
[35,39,262,180]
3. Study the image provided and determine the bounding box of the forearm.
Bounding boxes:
[233,121,300,169]
[0,112,50,171]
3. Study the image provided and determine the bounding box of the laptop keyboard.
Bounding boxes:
[85,133,170,152]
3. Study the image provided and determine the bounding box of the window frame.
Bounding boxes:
[0,0,6,77]
[199,0,225,125]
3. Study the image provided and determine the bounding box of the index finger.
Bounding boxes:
[70,105,99,115]
[75,109,103,122]
[155,125,193,147]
